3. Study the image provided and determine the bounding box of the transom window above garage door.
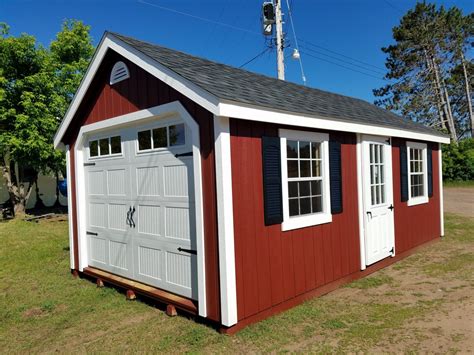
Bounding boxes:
[137,123,186,151]
[89,136,122,158]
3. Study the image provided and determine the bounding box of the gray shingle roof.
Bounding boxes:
[110,32,446,138]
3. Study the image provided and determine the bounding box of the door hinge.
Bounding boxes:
[388,204,394,211]
[84,162,96,166]
[86,231,98,236]
[175,151,193,158]
[386,138,391,144]
[389,247,394,255]
[177,247,197,255]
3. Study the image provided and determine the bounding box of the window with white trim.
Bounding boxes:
[137,123,186,152]
[89,135,122,158]
[407,141,428,206]
[280,129,332,231]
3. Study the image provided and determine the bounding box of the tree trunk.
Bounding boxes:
[431,56,457,143]
[460,52,474,137]
[425,50,446,130]
[1,158,34,218]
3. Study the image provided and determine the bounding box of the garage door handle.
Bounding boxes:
[86,231,98,236]
[130,206,136,228]
[177,247,197,255]
[126,207,132,227]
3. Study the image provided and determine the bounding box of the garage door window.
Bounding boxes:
[138,123,186,152]
[89,136,122,158]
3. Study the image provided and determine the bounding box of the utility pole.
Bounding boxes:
[274,0,285,80]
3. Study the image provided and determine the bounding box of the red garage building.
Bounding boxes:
[54,32,450,333]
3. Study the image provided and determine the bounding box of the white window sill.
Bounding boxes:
[407,196,429,206]
[282,213,332,231]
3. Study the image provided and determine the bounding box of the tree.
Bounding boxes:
[0,20,93,217]
[374,2,473,143]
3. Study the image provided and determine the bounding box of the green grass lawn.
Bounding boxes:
[444,180,474,188]
[1,214,473,353]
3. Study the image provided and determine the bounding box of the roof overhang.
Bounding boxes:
[54,32,450,148]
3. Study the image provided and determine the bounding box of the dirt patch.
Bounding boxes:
[444,187,474,217]
[22,307,44,318]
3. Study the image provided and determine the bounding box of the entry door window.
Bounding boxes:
[370,143,386,206]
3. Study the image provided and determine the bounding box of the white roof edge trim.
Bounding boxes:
[54,31,449,148]
[218,101,450,144]
[54,33,220,148]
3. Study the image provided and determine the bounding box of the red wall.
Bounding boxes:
[230,121,442,322]
[230,120,361,321]
[392,138,441,253]
[63,49,221,322]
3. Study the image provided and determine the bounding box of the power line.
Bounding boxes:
[382,0,404,14]
[285,0,307,85]
[298,37,386,71]
[301,51,385,81]
[300,44,386,75]
[239,47,271,68]
[137,0,260,36]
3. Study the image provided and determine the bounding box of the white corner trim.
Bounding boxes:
[213,116,238,327]
[355,134,366,270]
[279,129,332,231]
[65,145,75,270]
[218,101,450,144]
[73,101,207,317]
[439,144,444,237]
[406,141,429,207]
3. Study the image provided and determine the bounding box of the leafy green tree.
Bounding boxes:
[0,20,93,216]
[374,2,473,143]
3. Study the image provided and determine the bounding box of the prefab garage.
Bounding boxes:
[53,32,450,333]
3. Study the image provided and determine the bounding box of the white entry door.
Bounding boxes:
[84,118,197,299]
[361,136,395,265]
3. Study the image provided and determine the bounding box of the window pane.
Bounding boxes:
[371,186,376,205]
[110,136,121,154]
[311,142,321,159]
[300,160,311,177]
[312,160,321,177]
[299,181,310,197]
[289,199,299,216]
[300,197,311,215]
[312,196,322,213]
[311,180,322,196]
[381,184,385,203]
[152,127,167,148]
[410,148,414,160]
[90,140,98,157]
[138,130,152,150]
[287,140,298,158]
[299,141,310,158]
[169,123,185,146]
[287,160,298,178]
[99,138,109,156]
[288,182,298,198]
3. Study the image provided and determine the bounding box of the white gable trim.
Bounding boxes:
[54,33,449,148]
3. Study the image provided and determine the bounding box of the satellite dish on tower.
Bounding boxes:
[292,49,300,60]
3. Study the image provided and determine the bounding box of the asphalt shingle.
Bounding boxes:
[110,32,446,138]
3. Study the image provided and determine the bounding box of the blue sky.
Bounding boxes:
[1,0,472,103]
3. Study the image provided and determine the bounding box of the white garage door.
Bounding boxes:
[84,119,197,299]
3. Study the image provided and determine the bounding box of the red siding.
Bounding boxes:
[231,124,442,323]
[63,49,221,322]
[230,120,361,321]
[392,138,441,253]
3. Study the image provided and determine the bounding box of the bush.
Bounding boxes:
[443,138,474,181]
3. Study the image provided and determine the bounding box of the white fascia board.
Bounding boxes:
[439,144,444,237]
[218,101,450,144]
[54,33,220,148]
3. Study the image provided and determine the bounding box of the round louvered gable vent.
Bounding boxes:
[110,61,130,85]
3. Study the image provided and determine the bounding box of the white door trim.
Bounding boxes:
[73,101,207,317]
[65,145,75,270]
[213,116,238,327]
[359,135,396,266]
[356,134,366,270]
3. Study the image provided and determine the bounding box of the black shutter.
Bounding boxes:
[262,136,283,225]
[329,139,343,214]
[400,144,409,202]
[427,146,433,197]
